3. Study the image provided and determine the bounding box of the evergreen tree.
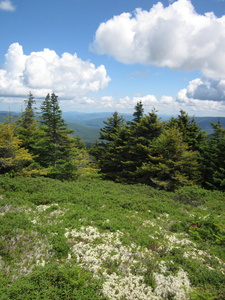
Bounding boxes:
[90,112,125,180]
[132,101,144,123]
[137,127,200,190]
[90,108,164,183]
[201,121,225,190]
[168,110,205,152]
[133,109,164,142]
[36,93,78,179]
[118,109,164,182]
[0,120,33,174]
[99,111,125,141]
[15,92,39,152]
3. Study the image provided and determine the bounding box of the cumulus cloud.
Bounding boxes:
[92,0,225,80]
[0,0,15,11]
[175,77,225,116]
[0,43,110,99]
[97,94,171,111]
[177,77,225,104]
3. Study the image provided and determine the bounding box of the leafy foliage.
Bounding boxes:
[0,121,33,174]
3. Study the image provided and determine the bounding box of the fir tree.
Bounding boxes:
[15,92,39,152]
[168,110,205,152]
[201,121,225,190]
[132,101,144,123]
[90,112,125,180]
[119,109,164,182]
[36,93,78,179]
[99,111,125,141]
[137,127,200,190]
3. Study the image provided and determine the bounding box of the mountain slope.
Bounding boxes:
[0,176,224,299]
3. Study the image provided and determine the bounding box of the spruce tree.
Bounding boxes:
[168,110,205,152]
[132,101,144,123]
[201,121,225,190]
[99,111,125,141]
[90,108,165,183]
[119,109,164,182]
[15,92,39,152]
[90,111,125,180]
[137,127,200,190]
[36,93,77,179]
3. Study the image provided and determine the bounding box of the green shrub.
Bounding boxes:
[188,216,225,245]
[51,233,70,259]
[190,288,217,300]
[173,186,207,206]
[0,211,31,236]
[0,264,106,300]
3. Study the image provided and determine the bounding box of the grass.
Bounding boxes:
[0,176,224,299]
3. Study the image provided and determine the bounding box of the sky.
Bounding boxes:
[1,0,225,116]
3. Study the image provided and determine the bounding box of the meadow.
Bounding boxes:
[0,176,224,299]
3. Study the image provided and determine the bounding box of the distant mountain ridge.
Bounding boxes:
[0,111,224,146]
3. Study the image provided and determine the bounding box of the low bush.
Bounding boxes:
[0,264,106,300]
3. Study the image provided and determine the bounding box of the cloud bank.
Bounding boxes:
[90,93,224,116]
[0,43,110,99]
[92,0,225,80]
[0,0,15,11]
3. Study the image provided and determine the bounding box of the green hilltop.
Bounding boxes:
[0,176,224,299]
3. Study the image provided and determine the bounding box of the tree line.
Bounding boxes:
[1,95,225,191]
[0,93,85,180]
[90,102,225,191]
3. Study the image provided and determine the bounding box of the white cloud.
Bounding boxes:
[160,95,174,104]
[92,0,225,80]
[177,77,225,102]
[176,78,225,115]
[100,96,115,108]
[0,43,111,99]
[0,0,15,11]
[99,94,174,112]
[94,93,225,116]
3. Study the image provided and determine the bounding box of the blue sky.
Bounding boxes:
[0,0,225,116]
